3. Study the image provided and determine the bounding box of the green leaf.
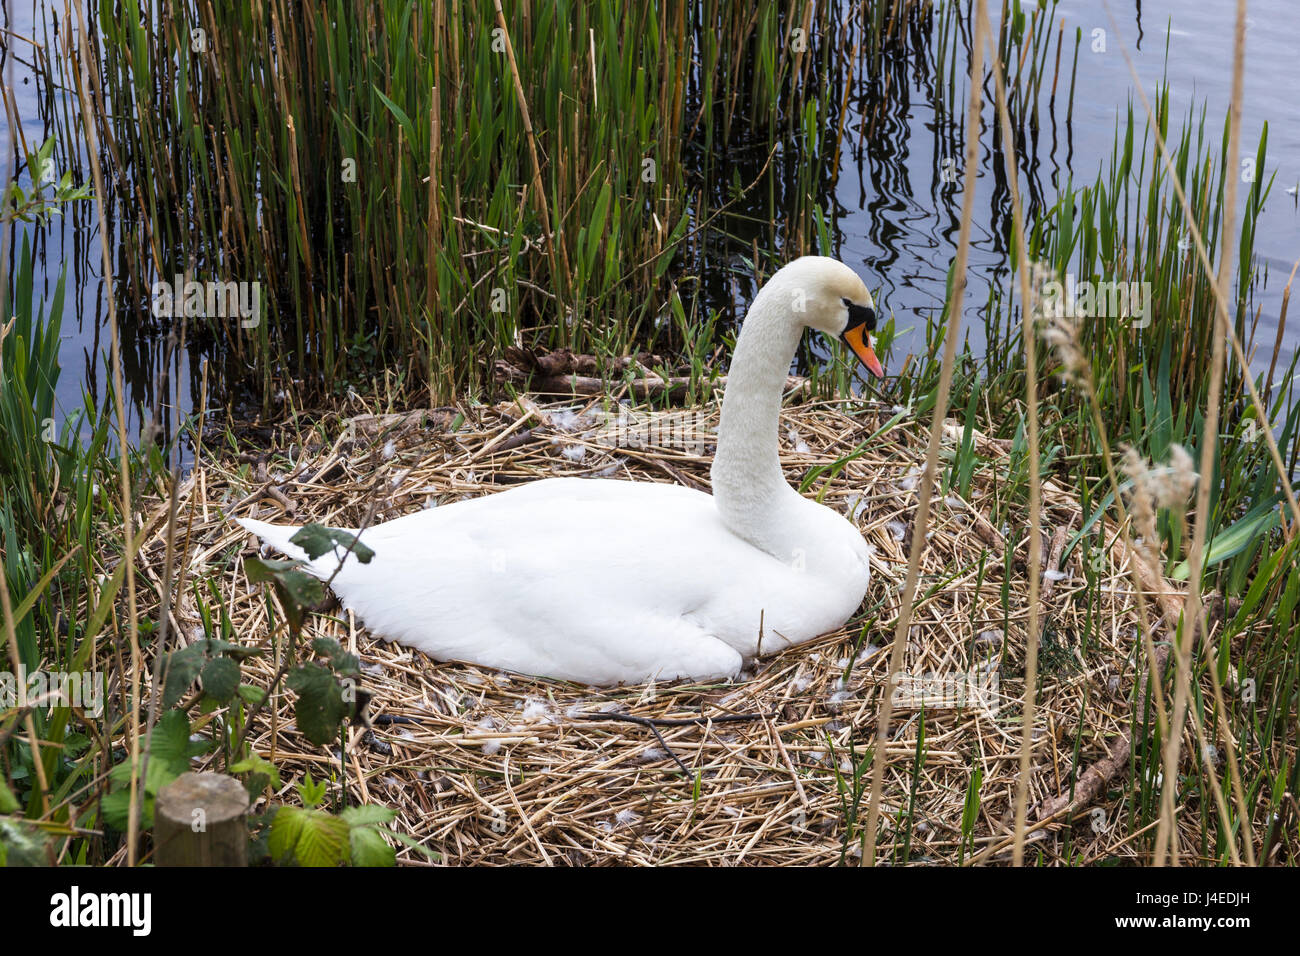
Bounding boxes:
[245,557,325,633]
[349,824,395,867]
[290,523,374,564]
[296,772,329,809]
[244,556,299,578]
[296,812,350,867]
[0,779,19,814]
[161,641,208,709]
[1229,538,1297,634]
[99,789,141,831]
[340,805,396,827]
[311,637,360,676]
[107,749,178,795]
[267,806,305,863]
[82,523,152,647]
[1172,505,1281,580]
[197,638,263,661]
[287,663,352,746]
[655,210,691,279]
[372,87,417,145]
[6,546,79,633]
[101,753,176,831]
[269,806,349,867]
[0,819,49,866]
[585,181,612,272]
[245,558,321,599]
[199,656,240,703]
[231,754,282,791]
[231,753,281,801]
[237,684,268,707]
[148,709,210,776]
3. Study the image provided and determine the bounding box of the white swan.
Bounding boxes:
[237,256,884,686]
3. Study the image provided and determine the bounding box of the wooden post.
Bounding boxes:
[155,772,250,866]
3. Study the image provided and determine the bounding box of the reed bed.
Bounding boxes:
[126,390,1227,865]
[66,0,850,404]
[29,0,1070,411]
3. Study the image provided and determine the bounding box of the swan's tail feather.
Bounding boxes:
[236,517,372,578]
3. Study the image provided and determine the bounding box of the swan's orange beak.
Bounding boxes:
[842,322,885,378]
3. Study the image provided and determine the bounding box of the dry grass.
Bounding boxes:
[137,391,1185,865]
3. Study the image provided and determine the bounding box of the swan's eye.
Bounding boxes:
[842,299,877,332]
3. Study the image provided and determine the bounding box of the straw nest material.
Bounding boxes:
[141,388,1187,865]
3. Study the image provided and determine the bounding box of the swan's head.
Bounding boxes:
[772,256,885,378]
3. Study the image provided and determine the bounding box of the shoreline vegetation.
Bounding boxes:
[1,0,1297,866]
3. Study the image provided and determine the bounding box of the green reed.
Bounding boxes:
[69,0,877,408]
[943,76,1300,861]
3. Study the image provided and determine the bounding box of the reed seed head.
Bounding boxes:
[1120,443,1198,570]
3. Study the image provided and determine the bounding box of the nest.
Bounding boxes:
[139,389,1183,865]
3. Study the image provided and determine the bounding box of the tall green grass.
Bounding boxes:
[76,0,882,405]
[944,78,1300,860]
[60,0,1036,411]
[0,233,131,857]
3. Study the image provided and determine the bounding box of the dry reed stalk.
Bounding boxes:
[979,6,1042,866]
[0,562,49,813]
[0,54,57,797]
[861,0,989,867]
[1109,0,1251,867]
[492,0,570,324]
[68,0,144,865]
[1104,0,1299,860]
[1107,37,1300,868]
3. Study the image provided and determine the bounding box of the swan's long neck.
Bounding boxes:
[711,280,805,555]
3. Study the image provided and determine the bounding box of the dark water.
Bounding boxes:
[2,1,1297,438]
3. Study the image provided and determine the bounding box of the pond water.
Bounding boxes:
[2,0,1296,438]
